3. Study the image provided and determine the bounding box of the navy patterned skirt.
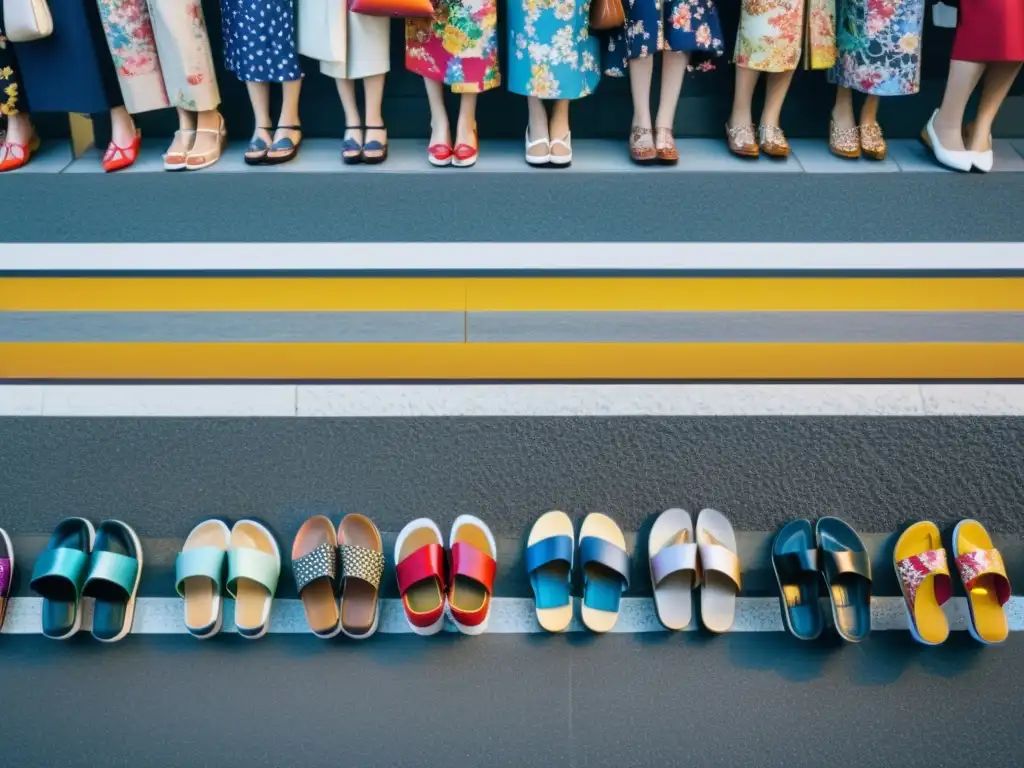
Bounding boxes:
[220,0,303,82]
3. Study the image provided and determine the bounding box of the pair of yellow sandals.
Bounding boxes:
[895,519,1011,645]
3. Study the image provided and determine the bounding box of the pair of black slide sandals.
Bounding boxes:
[772,517,872,642]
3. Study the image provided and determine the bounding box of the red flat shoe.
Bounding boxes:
[428,143,453,167]
[452,129,478,168]
[103,129,142,173]
[0,134,41,173]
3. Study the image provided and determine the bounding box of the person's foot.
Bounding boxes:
[191,111,225,160]
[859,122,887,161]
[654,126,679,164]
[964,121,992,152]
[548,114,570,162]
[5,113,34,145]
[831,103,856,131]
[164,129,196,169]
[932,109,966,152]
[429,119,451,150]
[454,121,476,151]
[109,109,137,149]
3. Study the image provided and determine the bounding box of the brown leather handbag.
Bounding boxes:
[590,0,625,31]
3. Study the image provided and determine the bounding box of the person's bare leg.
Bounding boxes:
[268,78,303,159]
[456,92,477,148]
[109,106,137,147]
[628,53,654,130]
[526,96,550,160]
[859,95,880,126]
[335,77,362,153]
[424,77,450,147]
[968,61,1023,151]
[728,65,759,129]
[363,73,387,160]
[761,70,795,128]
[166,108,197,160]
[832,85,855,128]
[549,99,571,160]
[654,51,688,151]
[4,112,34,145]
[933,59,985,151]
[242,81,273,158]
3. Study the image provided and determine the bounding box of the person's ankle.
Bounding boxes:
[831,104,855,126]
[727,112,752,128]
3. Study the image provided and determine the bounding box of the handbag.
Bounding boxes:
[589,0,624,31]
[349,0,434,18]
[3,0,54,43]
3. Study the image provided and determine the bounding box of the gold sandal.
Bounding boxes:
[829,120,861,160]
[758,124,790,158]
[629,126,657,164]
[860,122,887,161]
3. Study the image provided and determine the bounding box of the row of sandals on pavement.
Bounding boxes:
[0,511,1011,644]
[1,0,1022,171]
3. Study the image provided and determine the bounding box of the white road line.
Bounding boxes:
[1,242,1022,271]
[2,596,1021,635]
[3,384,1024,417]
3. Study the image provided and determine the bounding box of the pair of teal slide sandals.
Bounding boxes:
[30,517,143,642]
[526,511,631,633]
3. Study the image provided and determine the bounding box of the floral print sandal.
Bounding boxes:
[655,127,679,165]
[726,123,759,158]
[952,519,1011,645]
[629,126,656,165]
[758,124,790,158]
[894,521,952,646]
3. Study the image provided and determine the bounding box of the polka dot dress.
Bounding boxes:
[221,0,303,83]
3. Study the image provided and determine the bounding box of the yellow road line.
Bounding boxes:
[4,277,1024,312]
[2,343,1021,379]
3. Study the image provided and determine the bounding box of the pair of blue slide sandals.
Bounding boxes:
[526,511,630,633]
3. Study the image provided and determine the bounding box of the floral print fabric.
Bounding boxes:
[149,0,221,111]
[0,26,25,116]
[828,0,923,96]
[406,0,501,93]
[735,0,836,72]
[97,0,171,113]
[604,0,724,76]
[896,549,951,617]
[955,548,1011,604]
[222,0,303,82]
[507,0,601,98]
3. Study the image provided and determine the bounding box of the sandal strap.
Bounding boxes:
[342,138,362,152]
[363,140,385,152]
[292,541,338,593]
[226,546,280,598]
[896,549,952,616]
[83,550,139,599]
[955,548,1011,605]
[698,542,742,591]
[340,543,386,590]
[450,541,496,593]
[269,137,297,151]
[0,557,10,597]
[247,137,269,152]
[579,536,630,591]
[30,547,89,600]
[396,543,445,597]
[823,548,871,582]
[525,535,573,574]
[175,546,226,597]
[651,540,700,587]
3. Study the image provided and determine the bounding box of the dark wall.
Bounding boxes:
[44,1,1024,140]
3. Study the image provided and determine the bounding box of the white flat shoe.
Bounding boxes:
[549,132,572,167]
[525,127,550,166]
[971,149,994,173]
[921,109,972,172]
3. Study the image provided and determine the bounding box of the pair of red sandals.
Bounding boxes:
[0,130,141,173]
[427,128,479,168]
[395,515,496,635]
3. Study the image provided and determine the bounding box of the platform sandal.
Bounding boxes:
[526,510,574,632]
[244,126,273,166]
[176,519,230,639]
[265,125,302,165]
[342,126,364,165]
[363,125,388,165]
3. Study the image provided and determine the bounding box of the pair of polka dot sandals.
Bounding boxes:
[177,519,281,640]
[292,514,384,640]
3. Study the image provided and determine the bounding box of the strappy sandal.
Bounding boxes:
[363,125,388,165]
[342,125,363,165]
[187,115,227,171]
[292,515,342,638]
[629,126,656,165]
[0,132,41,173]
[265,124,302,165]
[654,127,679,165]
[244,126,273,166]
[164,129,197,171]
[103,128,142,173]
[338,514,385,639]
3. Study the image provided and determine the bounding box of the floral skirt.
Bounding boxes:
[604,0,724,76]
[0,20,27,116]
[828,0,924,96]
[406,0,501,93]
[734,0,837,72]
[96,0,221,114]
[507,0,601,98]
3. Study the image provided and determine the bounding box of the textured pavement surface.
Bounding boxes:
[2,416,1023,537]
[1,633,1020,768]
